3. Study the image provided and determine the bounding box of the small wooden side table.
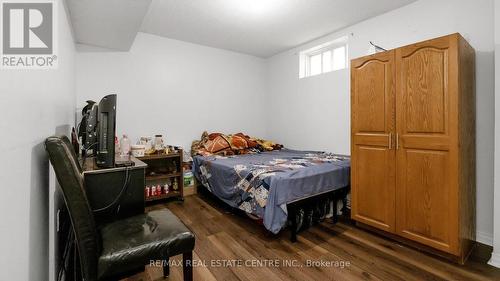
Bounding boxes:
[137,147,184,202]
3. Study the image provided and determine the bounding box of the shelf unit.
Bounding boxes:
[146,172,182,181]
[138,152,181,160]
[145,191,182,202]
[137,147,184,202]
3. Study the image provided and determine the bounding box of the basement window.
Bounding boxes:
[299,36,348,78]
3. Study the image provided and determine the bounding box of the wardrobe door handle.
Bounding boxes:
[396,133,399,150]
[388,133,392,149]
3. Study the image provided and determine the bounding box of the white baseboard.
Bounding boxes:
[488,252,500,268]
[476,231,493,246]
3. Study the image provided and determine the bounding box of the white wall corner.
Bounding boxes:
[489,252,500,268]
[493,0,500,269]
[476,231,494,246]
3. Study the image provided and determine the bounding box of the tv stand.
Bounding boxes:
[81,156,147,224]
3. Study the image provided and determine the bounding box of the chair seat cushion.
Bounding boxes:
[97,209,195,280]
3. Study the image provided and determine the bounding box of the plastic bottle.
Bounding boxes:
[173,178,178,191]
[120,134,131,156]
[114,136,120,155]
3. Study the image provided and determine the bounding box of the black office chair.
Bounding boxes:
[45,136,195,281]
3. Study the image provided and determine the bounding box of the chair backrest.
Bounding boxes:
[45,136,100,281]
[61,135,83,174]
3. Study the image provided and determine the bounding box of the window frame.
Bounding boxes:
[299,38,348,79]
[306,50,325,76]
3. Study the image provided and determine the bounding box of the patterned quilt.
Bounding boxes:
[193,149,350,234]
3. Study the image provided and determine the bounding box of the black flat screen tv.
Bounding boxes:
[96,94,117,168]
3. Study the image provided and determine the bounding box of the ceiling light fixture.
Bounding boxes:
[229,0,284,16]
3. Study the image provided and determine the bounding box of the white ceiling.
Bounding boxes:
[69,0,417,57]
[67,0,152,51]
[141,0,416,57]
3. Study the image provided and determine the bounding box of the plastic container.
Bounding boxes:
[184,171,194,187]
[154,135,164,151]
[131,144,145,157]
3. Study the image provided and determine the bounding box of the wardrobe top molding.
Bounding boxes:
[351,33,471,68]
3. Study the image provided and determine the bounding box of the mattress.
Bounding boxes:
[192,149,350,234]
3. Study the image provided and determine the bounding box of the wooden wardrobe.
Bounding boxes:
[350,33,475,263]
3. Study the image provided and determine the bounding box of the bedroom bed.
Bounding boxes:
[192,148,350,240]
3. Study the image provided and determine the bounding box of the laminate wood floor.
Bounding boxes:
[123,194,500,281]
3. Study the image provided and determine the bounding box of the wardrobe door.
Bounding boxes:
[395,35,459,254]
[351,51,396,233]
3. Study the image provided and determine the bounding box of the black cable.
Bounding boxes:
[93,167,131,214]
[75,119,83,136]
[81,142,99,169]
[84,142,99,153]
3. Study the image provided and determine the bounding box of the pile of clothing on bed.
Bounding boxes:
[191,131,283,156]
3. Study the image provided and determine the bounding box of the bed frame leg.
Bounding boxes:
[333,187,350,224]
[332,191,339,224]
[341,188,349,216]
[289,205,297,242]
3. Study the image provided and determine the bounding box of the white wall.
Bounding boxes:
[0,2,76,281]
[266,51,350,154]
[490,0,500,268]
[0,0,494,279]
[266,0,495,245]
[76,32,267,151]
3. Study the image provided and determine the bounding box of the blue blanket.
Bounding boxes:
[193,149,350,234]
